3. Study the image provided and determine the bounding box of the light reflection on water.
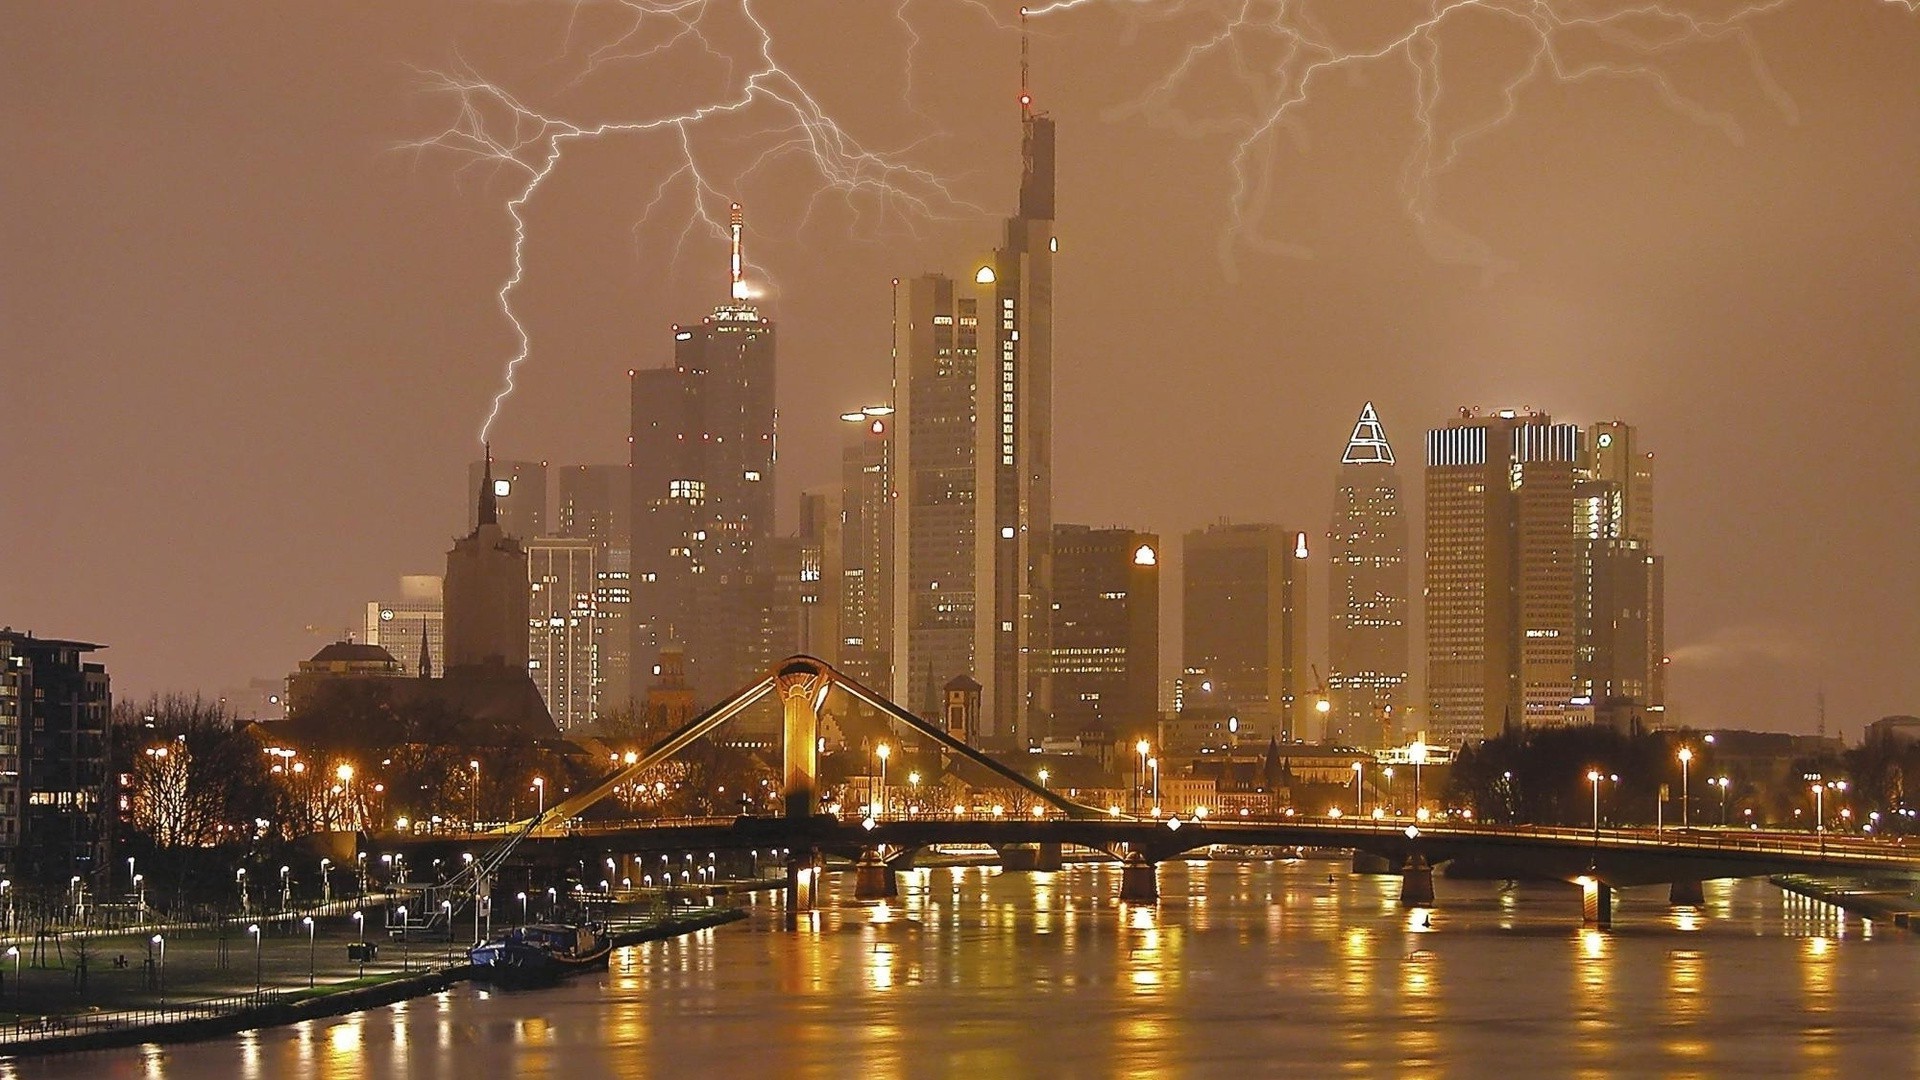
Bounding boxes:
[9,862,1920,1078]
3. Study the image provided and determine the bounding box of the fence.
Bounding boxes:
[0,988,285,1046]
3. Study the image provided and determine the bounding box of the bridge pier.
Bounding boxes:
[1668,879,1705,907]
[1581,878,1614,929]
[1000,843,1064,872]
[853,847,898,901]
[1118,852,1159,904]
[1352,851,1394,875]
[1399,855,1435,907]
[784,850,822,929]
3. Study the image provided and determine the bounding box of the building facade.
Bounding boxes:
[557,463,632,711]
[365,574,444,678]
[1326,403,1410,749]
[1181,523,1308,743]
[527,537,598,731]
[1049,525,1160,739]
[837,406,894,689]
[0,630,112,886]
[1575,421,1665,727]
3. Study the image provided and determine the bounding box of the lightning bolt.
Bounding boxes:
[421,0,1916,436]
[1026,0,1912,272]
[409,0,975,444]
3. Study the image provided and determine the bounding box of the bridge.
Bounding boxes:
[375,657,1920,930]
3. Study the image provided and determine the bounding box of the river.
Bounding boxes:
[13,858,1919,1077]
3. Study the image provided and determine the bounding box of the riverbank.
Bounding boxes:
[0,905,747,1060]
[1770,873,1920,928]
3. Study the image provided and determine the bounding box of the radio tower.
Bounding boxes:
[729,202,748,301]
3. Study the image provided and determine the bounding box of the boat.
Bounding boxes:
[469,923,613,987]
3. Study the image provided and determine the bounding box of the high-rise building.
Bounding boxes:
[466,458,546,541]
[445,457,531,673]
[1576,421,1665,727]
[630,203,777,699]
[557,464,632,710]
[891,63,1056,749]
[1181,523,1309,742]
[365,574,444,678]
[1049,526,1160,738]
[837,406,894,689]
[527,537,598,731]
[1424,410,1583,747]
[0,629,112,885]
[1326,403,1409,749]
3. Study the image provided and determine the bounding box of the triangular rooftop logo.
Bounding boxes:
[1342,402,1396,465]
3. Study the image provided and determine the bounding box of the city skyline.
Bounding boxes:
[4,3,1916,735]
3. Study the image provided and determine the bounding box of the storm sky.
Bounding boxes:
[5,1,1916,734]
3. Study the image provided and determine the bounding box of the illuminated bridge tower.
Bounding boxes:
[1326,403,1409,749]
[630,203,777,699]
[891,27,1056,750]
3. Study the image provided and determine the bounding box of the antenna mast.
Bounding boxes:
[729,202,747,301]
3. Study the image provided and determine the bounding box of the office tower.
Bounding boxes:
[630,203,777,698]
[466,458,547,540]
[1326,403,1409,749]
[0,629,111,884]
[365,574,444,677]
[1424,410,1582,747]
[838,406,894,689]
[1576,421,1665,727]
[891,59,1056,748]
[1049,526,1160,738]
[1181,523,1308,742]
[527,537,598,731]
[558,464,632,710]
[445,457,531,671]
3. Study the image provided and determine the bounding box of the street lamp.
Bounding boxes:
[150,934,165,1003]
[532,776,546,816]
[517,891,528,924]
[1382,768,1395,815]
[248,924,262,993]
[1136,739,1151,813]
[1715,776,1730,825]
[395,906,409,972]
[1677,746,1693,829]
[1352,761,1364,817]
[320,858,333,906]
[352,911,365,976]
[908,771,921,815]
[1587,770,1619,846]
[470,759,482,824]
[302,916,316,987]
[876,743,891,819]
[1149,757,1160,815]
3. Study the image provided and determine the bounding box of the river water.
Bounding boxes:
[13,859,1920,1077]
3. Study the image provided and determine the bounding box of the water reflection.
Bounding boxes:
[9,865,1920,1078]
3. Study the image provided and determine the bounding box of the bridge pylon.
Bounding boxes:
[774,657,833,819]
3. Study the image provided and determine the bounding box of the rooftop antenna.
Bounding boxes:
[1019,5,1032,120]
[729,202,748,301]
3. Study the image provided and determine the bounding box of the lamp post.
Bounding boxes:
[1677,746,1693,829]
[352,911,365,977]
[532,777,545,816]
[301,916,315,987]
[1149,757,1160,815]
[1715,777,1730,825]
[1136,740,1151,814]
[396,906,410,972]
[248,924,262,994]
[236,867,248,915]
[320,858,333,906]
[1587,770,1618,848]
[908,772,921,815]
[150,934,165,1003]
[1351,761,1364,817]
[517,891,528,924]
[1410,740,1429,818]
[1382,768,1394,816]
[133,874,145,916]
[876,743,891,819]
[470,759,482,825]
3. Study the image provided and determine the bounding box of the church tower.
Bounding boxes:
[445,449,532,671]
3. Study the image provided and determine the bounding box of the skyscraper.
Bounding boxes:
[1049,525,1159,738]
[0,630,111,885]
[837,406,893,689]
[445,456,531,672]
[630,203,777,698]
[365,574,444,677]
[466,458,546,541]
[526,537,597,731]
[1326,403,1409,749]
[1181,523,1308,742]
[557,464,632,710]
[1576,421,1665,727]
[891,55,1055,749]
[1424,410,1582,747]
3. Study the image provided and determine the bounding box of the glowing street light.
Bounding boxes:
[248,924,262,993]
[532,776,546,816]
[1352,761,1365,817]
[1587,770,1619,846]
[150,934,166,1002]
[1136,740,1151,813]
[1677,746,1693,829]
[875,743,891,819]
